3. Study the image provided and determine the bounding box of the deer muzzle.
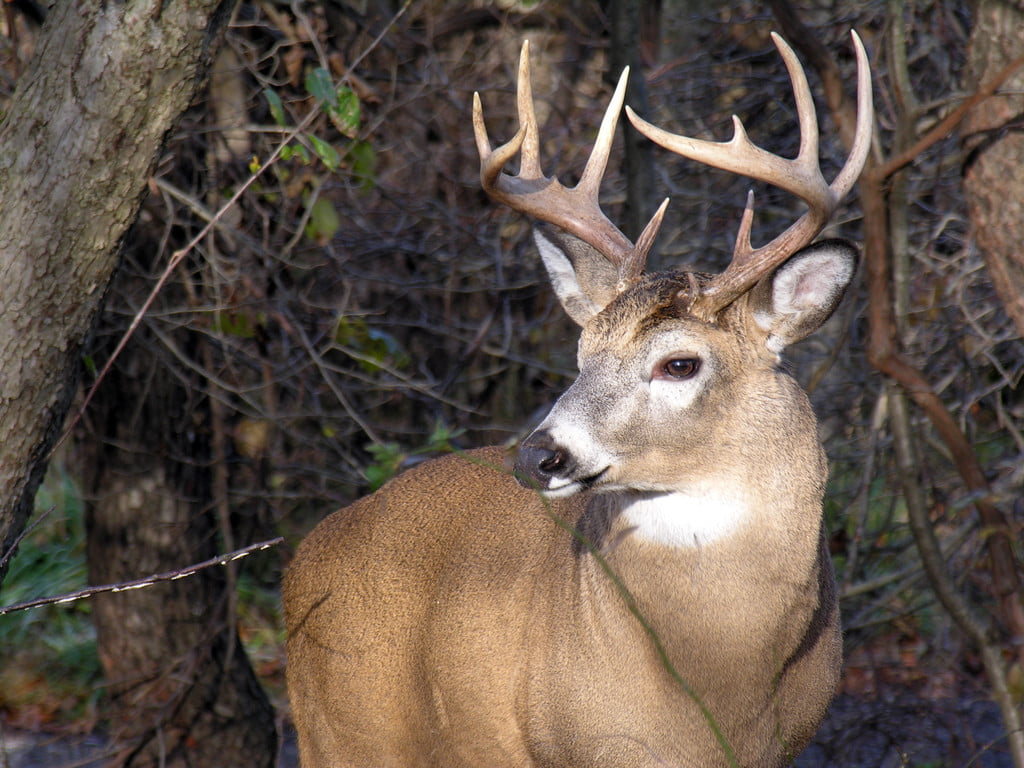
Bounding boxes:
[514,430,575,491]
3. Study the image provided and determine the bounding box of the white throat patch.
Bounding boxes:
[621,490,749,548]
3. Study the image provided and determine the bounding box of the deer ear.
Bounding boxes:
[749,239,857,353]
[533,226,620,327]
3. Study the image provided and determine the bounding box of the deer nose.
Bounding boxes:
[514,431,574,488]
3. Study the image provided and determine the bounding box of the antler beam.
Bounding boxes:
[627,31,873,319]
[473,41,667,292]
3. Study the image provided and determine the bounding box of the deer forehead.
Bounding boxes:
[576,274,757,367]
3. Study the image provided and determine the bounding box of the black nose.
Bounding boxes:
[518,444,566,475]
[514,430,574,488]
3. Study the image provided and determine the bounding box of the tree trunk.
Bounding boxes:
[83,311,277,767]
[606,0,659,245]
[0,0,237,580]
[0,0,277,763]
[962,0,1024,338]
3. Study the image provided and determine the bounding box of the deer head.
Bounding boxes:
[474,34,871,504]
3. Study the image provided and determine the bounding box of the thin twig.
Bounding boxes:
[0,506,52,571]
[889,388,1024,767]
[0,537,282,616]
[870,51,1024,182]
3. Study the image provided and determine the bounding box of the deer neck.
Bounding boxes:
[567,464,830,661]
[524,480,834,761]
[616,486,752,550]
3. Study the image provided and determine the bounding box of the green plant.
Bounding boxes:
[0,464,101,724]
[363,422,466,491]
[262,68,376,181]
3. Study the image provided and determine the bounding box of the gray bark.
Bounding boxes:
[962,0,1024,339]
[83,333,277,766]
[0,0,237,579]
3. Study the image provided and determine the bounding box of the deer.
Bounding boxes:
[284,30,873,768]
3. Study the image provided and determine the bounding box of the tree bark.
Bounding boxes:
[83,315,277,767]
[0,0,237,579]
[962,0,1024,339]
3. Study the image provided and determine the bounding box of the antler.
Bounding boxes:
[626,31,873,320]
[473,41,668,293]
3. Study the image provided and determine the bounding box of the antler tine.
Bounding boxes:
[830,31,874,202]
[515,41,542,179]
[624,197,670,291]
[577,60,625,203]
[474,42,666,290]
[473,43,531,193]
[626,30,873,319]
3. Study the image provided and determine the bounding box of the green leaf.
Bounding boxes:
[304,68,360,138]
[328,86,360,137]
[346,140,377,187]
[307,134,340,171]
[263,88,288,127]
[280,143,311,165]
[423,422,465,454]
[305,67,337,107]
[212,311,255,339]
[304,197,341,243]
[364,442,405,490]
[333,316,408,373]
[280,144,308,164]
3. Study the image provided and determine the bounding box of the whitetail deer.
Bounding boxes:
[285,31,872,767]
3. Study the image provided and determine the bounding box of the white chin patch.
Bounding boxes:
[621,490,749,548]
[540,476,583,499]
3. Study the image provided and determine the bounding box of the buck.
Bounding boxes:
[285,31,872,767]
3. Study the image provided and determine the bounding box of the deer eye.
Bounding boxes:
[657,357,701,380]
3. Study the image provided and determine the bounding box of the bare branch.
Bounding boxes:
[0,537,283,616]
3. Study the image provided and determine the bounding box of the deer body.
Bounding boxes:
[286,448,838,767]
[286,33,872,768]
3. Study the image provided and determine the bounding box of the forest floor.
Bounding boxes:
[0,689,1012,768]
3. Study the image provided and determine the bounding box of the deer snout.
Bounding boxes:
[514,431,574,489]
